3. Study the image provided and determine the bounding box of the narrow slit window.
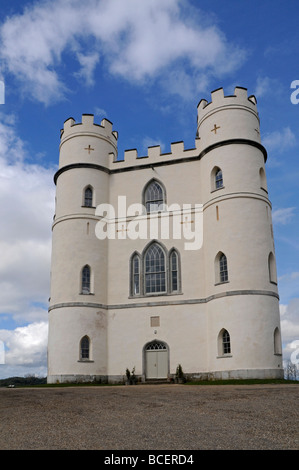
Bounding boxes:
[132,255,140,295]
[82,265,91,294]
[170,251,178,292]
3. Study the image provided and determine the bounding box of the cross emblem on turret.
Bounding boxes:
[84,144,94,154]
[211,124,220,134]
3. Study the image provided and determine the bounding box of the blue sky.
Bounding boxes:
[0,0,298,378]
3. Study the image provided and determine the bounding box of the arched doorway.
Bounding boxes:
[144,340,169,379]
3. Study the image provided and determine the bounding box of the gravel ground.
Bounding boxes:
[0,383,298,450]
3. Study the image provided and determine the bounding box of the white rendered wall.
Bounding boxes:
[48,307,107,382]
[48,87,283,383]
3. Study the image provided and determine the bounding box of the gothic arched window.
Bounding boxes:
[211,166,224,191]
[144,180,165,213]
[145,243,166,294]
[170,249,179,292]
[222,329,231,354]
[218,329,231,356]
[132,253,140,295]
[81,265,91,294]
[219,253,228,283]
[80,336,90,360]
[215,168,223,189]
[84,186,93,207]
[130,243,181,297]
[215,252,229,284]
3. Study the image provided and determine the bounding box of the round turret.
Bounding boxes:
[48,114,118,384]
[197,86,262,151]
[198,87,282,378]
[58,114,118,169]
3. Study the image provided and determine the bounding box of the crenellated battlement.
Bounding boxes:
[60,114,118,145]
[58,87,263,173]
[196,87,261,150]
[197,86,259,132]
[112,138,201,169]
[197,86,257,118]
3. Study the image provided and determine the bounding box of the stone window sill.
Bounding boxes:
[211,186,225,194]
[214,281,230,286]
[129,291,183,299]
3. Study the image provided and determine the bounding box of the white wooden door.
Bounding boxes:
[145,345,168,378]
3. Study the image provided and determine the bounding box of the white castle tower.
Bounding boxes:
[47,87,283,383]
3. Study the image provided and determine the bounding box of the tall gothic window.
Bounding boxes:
[222,330,231,354]
[130,243,181,296]
[144,180,165,212]
[211,166,224,191]
[82,265,91,294]
[84,186,93,207]
[170,250,178,292]
[215,169,223,189]
[80,336,90,360]
[218,329,231,356]
[132,254,140,295]
[219,253,228,283]
[145,244,166,293]
[215,252,229,284]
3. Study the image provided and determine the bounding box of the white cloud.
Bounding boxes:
[262,127,296,153]
[279,272,299,284]
[94,107,107,118]
[279,298,299,365]
[141,136,166,156]
[279,304,288,317]
[0,115,54,377]
[254,76,284,100]
[161,69,211,101]
[280,298,299,361]
[0,321,48,367]
[272,207,296,225]
[0,0,246,105]
[75,51,100,86]
[254,76,275,98]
